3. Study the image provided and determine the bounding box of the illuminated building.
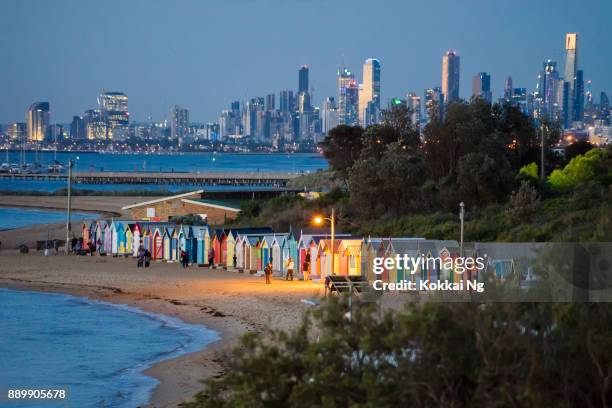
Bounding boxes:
[407,93,421,128]
[338,67,358,126]
[424,87,444,121]
[322,97,339,135]
[6,122,26,141]
[442,51,460,103]
[472,72,492,103]
[99,91,129,139]
[70,116,86,140]
[358,58,381,127]
[26,102,50,142]
[564,33,578,122]
[170,105,189,146]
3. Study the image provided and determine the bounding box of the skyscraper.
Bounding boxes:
[99,92,129,139]
[564,33,578,118]
[266,93,276,111]
[338,67,359,126]
[70,116,86,140]
[298,65,309,94]
[279,90,294,113]
[406,93,421,128]
[442,51,460,103]
[472,72,492,103]
[573,69,584,122]
[358,58,381,127]
[504,76,513,101]
[26,102,50,142]
[322,97,339,135]
[170,105,189,145]
[424,87,444,121]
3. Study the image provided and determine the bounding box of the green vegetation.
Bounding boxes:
[234,99,611,242]
[186,298,612,407]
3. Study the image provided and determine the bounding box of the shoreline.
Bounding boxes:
[0,201,122,218]
[0,283,226,408]
[0,251,323,407]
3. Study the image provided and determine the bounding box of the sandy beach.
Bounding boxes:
[0,249,324,407]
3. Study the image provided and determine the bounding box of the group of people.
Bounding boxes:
[136,245,152,268]
[264,256,297,284]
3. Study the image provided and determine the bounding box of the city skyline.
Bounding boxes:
[1,0,611,124]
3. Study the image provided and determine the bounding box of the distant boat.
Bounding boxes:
[48,160,66,173]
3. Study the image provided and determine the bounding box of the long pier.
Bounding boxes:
[0,171,301,187]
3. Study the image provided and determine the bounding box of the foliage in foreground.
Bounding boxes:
[185,298,612,407]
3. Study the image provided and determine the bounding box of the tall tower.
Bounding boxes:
[170,105,189,146]
[27,102,50,142]
[472,72,491,103]
[338,67,358,126]
[564,33,578,123]
[504,76,513,101]
[358,58,381,127]
[298,65,309,94]
[442,51,460,103]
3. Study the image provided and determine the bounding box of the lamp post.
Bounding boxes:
[313,208,335,275]
[459,202,465,257]
[66,159,73,255]
[540,123,547,180]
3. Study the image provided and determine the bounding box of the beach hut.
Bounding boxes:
[96,220,107,255]
[271,235,286,274]
[185,226,198,263]
[124,224,134,257]
[81,222,90,251]
[193,226,210,265]
[243,236,261,272]
[162,227,173,262]
[131,223,142,256]
[336,239,363,276]
[212,229,224,265]
[225,230,237,268]
[104,222,113,255]
[177,225,187,258]
[260,236,273,269]
[170,228,179,262]
[235,235,246,269]
[153,226,164,260]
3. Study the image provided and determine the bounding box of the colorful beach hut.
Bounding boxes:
[124,224,134,257]
[104,222,113,255]
[193,226,210,265]
[153,226,164,260]
[82,222,91,251]
[162,227,173,261]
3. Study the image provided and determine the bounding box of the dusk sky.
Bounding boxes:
[1,0,611,123]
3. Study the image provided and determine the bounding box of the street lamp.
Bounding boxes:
[312,208,335,275]
[459,202,465,257]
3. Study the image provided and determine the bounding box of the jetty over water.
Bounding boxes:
[0,171,301,187]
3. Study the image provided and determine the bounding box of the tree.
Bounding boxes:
[380,104,420,147]
[548,149,602,191]
[348,143,425,219]
[456,152,514,205]
[565,140,594,163]
[319,125,364,175]
[186,298,612,408]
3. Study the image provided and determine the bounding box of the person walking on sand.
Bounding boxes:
[285,257,295,281]
[264,262,273,284]
[208,248,215,268]
[137,245,145,267]
[181,250,189,268]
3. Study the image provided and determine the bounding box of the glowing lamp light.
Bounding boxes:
[313,216,323,225]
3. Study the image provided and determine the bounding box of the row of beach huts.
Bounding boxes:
[80,219,536,283]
